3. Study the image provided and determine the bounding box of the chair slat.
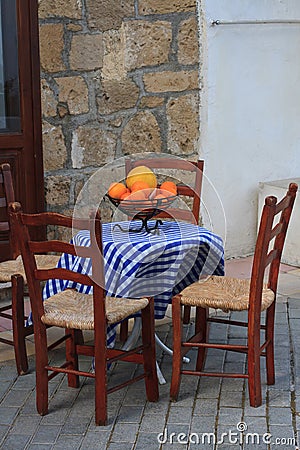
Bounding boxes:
[270,222,283,241]
[0,197,7,208]
[0,222,9,232]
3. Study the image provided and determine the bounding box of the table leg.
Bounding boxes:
[156,361,166,385]
[155,334,190,364]
[121,318,142,351]
[121,317,190,386]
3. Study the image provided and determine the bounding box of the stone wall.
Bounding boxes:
[38,0,200,218]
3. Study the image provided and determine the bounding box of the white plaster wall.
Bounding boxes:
[198,0,300,258]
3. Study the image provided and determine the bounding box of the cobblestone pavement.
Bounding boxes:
[0,262,299,450]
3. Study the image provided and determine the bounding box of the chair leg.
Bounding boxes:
[248,319,262,407]
[141,299,159,402]
[265,304,275,385]
[65,329,80,388]
[170,296,183,401]
[11,275,29,375]
[94,324,108,425]
[183,305,191,324]
[119,319,129,342]
[35,322,50,416]
[195,306,208,372]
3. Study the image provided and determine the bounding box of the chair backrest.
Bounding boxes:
[8,202,106,327]
[0,163,18,259]
[125,157,204,224]
[249,182,298,314]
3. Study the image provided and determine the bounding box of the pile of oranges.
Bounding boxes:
[108,165,177,202]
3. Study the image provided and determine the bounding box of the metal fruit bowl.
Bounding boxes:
[107,191,177,232]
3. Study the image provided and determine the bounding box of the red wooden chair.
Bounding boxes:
[0,163,59,374]
[119,156,204,341]
[170,183,298,407]
[9,202,158,425]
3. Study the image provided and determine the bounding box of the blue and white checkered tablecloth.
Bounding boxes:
[43,220,224,347]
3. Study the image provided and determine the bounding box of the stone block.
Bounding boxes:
[45,176,71,206]
[143,70,198,93]
[102,29,126,81]
[39,24,65,72]
[121,111,162,155]
[70,34,104,71]
[124,21,172,70]
[86,0,135,32]
[40,79,57,117]
[167,93,199,155]
[140,96,165,108]
[177,17,199,65]
[71,126,117,168]
[38,0,82,19]
[139,0,196,15]
[42,122,67,171]
[97,79,139,114]
[55,76,89,115]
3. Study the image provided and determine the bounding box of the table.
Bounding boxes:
[43,220,224,348]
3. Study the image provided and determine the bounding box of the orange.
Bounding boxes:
[126,166,157,190]
[120,192,131,200]
[108,182,127,199]
[160,181,177,195]
[159,189,174,198]
[131,181,150,192]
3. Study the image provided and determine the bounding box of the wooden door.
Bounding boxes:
[0,0,44,261]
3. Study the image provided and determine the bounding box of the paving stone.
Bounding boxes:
[167,406,193,424]
[52,434,83,449]
[10,414,41,434]
[1,433,31,449]
[134,431,163,449]
[0,406,19,425]
[219,391,243,408]
[109,422,139,443]
[269,425,296,447]
[268,407,293,425]
[116,405,144,423]
[107,443,134,450]
[80,430,111,449]
[159,423,190,447]
[40,408,70,425]
[60,415,90,435]
[241,415,268,432]
[32,425,62,444]
[193,398,218,416]
[0,388,31,407]
[197,378,221,399]
[139,413,166,433]
[190,415,216,434]
[243,403,266,417]
[217,407,243,425]
[0,424,10,442]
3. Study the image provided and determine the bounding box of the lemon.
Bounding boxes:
[126,165,157,190]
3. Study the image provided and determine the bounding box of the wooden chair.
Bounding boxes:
[9,202,159,425]
[119,157,204,341]
[170,182,298,407]
[0,163,60,374]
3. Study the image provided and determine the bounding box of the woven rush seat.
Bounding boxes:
[41,289,149,328]
[0,254,61,283]
[180,275,275,312]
